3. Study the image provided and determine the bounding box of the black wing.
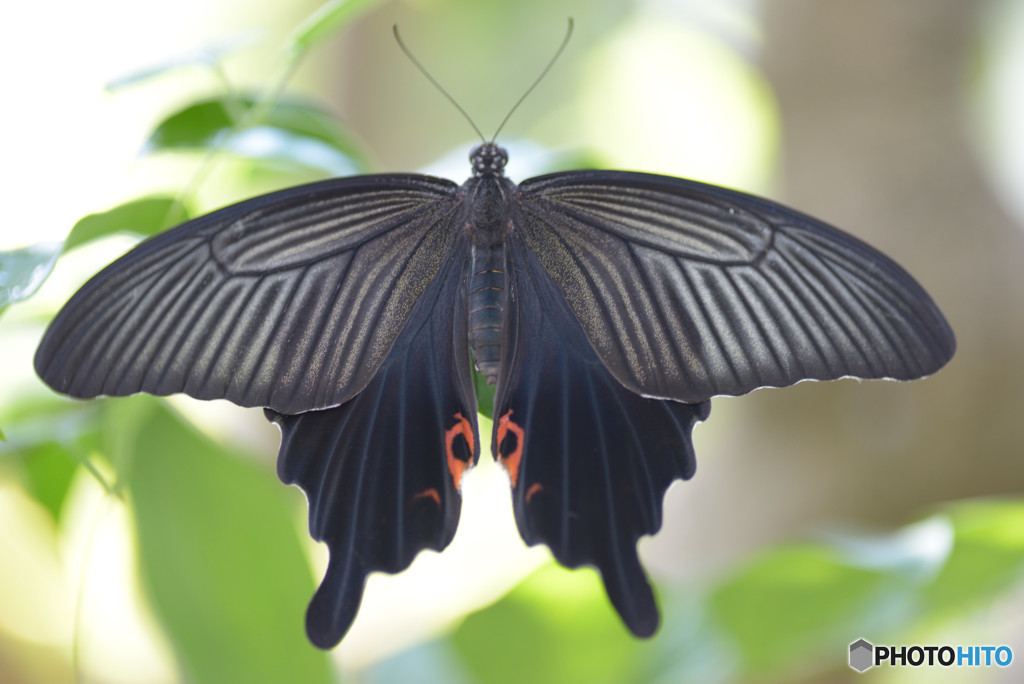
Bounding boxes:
[515,170,956,402]
[268,241,479,649]
[494,233,709,637]
[35,174,461,414]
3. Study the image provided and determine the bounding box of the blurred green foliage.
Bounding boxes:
[127,398,333,683]
[362,502,1024,683]
[146,94,367,175]
[64,196,193,252]
[0,244,61,316]
[1,1,1022,683]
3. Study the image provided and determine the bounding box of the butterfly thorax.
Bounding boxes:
[464,144,514,384]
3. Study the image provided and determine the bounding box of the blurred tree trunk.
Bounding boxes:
[652,2,1024,682]
[759,0,1024,523]
[654,0,1024,597]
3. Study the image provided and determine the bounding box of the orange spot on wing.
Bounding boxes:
[445,412,475,490]
[497,409,525,488]
[412,488,442,506]
[525,482,543,503]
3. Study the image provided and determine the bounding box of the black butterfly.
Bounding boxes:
[34,140,955,648]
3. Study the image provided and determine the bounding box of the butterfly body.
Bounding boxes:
[464,144,515,382]
[35,141,955,649]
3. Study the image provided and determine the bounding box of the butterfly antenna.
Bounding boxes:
[393,25,486,143]
[490,17,574,143]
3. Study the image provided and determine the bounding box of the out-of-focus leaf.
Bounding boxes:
[360,497,1024,683]
[64,195,191,252]
[709,544,907,675]
[288,0,384,55]
[145,95,367,174]
[124,398,332,684]
[451,564,649,684]
[216,126,363,176]
[147,98,242,150]
[0,400,105,520]
[921,500,1024,615]
[707,502,1024,677]
[826,515,954,579]
[1,399,104,446]
[106,36,254,91]
[473,370,495,420]
[0,243,61,313]
[18,443,79,521]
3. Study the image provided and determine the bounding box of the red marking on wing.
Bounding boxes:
[497,409,525,488]
[412,488,442,506]
[445,412,474,490]
[525,482,543,503]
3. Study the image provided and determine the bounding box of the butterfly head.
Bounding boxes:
[470,143,508,178]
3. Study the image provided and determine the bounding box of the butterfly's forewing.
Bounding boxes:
[494,232,710,637]
[267,240,479,648]
[34,175,462,414]
[515,171,956,403]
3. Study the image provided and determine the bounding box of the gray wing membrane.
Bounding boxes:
[516,170,955,403]
[35,175,462,414]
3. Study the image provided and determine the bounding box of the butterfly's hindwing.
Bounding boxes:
[494,231,710,637]
[515,171,956,403]
[34,175,462,414]
[269,240,479,648]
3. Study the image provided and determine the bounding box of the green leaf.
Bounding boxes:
[473,370,495,420]
[124,398,332,684]
[0,400,106,520]
[147,98,242,150]
[106,38,250,91]
[706,504,1024,677]
[18,443,80,521]
[64,195,191,252]
[146,95,366,175]
[450,564,648,684]
[288,0,384,55]
[921,500,1024,615]
[0,243,61,313]
[216,126,364,176]
[709,543,908,675]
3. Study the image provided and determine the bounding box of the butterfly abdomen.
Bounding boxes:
[464,165,515,385]
[468,242,505,383]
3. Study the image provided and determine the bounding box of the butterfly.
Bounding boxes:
[34,137,955,648]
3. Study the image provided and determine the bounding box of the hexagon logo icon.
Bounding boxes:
[849,639,874,672]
